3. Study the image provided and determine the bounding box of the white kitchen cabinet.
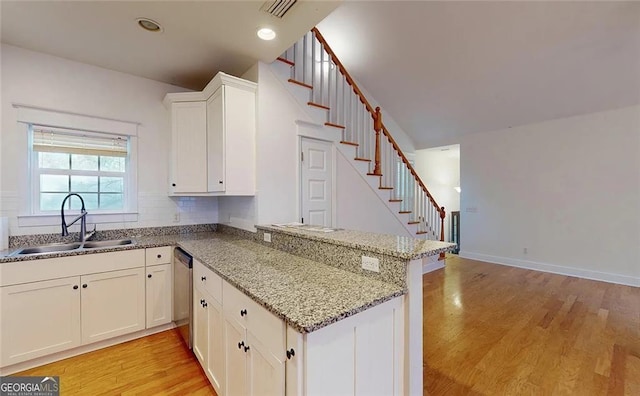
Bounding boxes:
[193,260,225,396]
[164,72,256,196]
[169,101,208,193]
[0,276,81,367]
[247,330,285,396]
[224,316,248,396]
[145,263,172,328]
[81,267,146,344]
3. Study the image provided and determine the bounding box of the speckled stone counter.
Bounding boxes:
[0,229,403,334]
[178,235,403,333]
[256,224,456,260]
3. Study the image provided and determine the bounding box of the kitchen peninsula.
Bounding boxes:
[0,224,455,395]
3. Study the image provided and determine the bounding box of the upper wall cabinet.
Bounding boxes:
[164,72,257,196]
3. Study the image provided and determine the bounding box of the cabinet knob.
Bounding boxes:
[202,301,207,307]
[200,299,205,305]
[148,274,152,278]
[244,345,250,352]
[238,341,245,349]
[286,348,296,360]
[240,309,247,317]
[172,183,176,187]
[219,180,223,184]
[73,285,79,290]
[201,276,206,281]
[82,284,88,288]
[157,254,162,259]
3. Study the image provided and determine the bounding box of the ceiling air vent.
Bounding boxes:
[260,0,297,19]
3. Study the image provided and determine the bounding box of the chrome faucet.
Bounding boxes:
[61,193,96,242]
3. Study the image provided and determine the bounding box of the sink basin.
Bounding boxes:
[81,239,135,249]
[13,242,83,256]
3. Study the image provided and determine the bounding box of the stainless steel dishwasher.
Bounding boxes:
[173,247,193,349]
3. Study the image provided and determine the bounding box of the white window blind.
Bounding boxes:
[32,127,128,157]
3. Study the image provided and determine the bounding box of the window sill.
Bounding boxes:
[18,212,139,227]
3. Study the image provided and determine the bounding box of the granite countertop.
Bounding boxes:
[0,231,404,333]
[178,235,404,333]
[257,224,456,260]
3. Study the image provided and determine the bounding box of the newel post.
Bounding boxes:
[439,206,446,260]
[373,107,382,176]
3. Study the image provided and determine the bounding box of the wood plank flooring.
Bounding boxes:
[14,255,638,395]
[16,329,216,395]
[424,255,640,395]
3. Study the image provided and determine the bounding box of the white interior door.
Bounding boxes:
[300,138,333,227]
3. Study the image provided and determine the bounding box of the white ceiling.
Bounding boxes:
[2,1,639,149]
[0,0,340,90]
[317,1,640,148]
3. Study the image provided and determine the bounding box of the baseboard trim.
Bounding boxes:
[0,323,176,375]
[458,251,640,287]
[422,260,445,274]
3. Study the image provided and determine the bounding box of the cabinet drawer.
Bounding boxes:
[223,281,285,355]
[146,247,172,266]
[193,260,222,304]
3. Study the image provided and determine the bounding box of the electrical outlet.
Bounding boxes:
[263,233,272,243]
[173,213,180,223]
[361,256,380,272]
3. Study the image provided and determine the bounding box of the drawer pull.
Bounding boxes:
[157,254,162,259]
[238,341,245,349]
[73,285,79,290]
[82,284,88,289]
[201,276,206,281]
[148,274,152,278]
[286,348,296,359]
[240,309,247,317]
[243,345,250,352]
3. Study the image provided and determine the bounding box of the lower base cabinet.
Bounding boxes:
[146,263,173,328]
[0,276,82,366]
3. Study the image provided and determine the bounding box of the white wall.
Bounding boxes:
[460,105,640,286]
[0,44,219,235]
[335,151,411,237]
[414,145,460,242]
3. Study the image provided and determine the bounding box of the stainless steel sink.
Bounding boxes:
[13,242,83,256]
[81,239,134,249]
[10,239,135,257]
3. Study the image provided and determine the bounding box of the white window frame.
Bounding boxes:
[14,105,139,227]
[29,126,131,215]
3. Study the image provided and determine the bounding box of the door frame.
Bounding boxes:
[297,123,337,227]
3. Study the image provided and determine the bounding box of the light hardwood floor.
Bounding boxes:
[424,255,640,395]
[17,329,216,395]
[15,255,639,395]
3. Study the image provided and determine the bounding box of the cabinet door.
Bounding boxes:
[146,263,172,328]
[1,276,81,366]
[81,267,145,344]
[207,86,225,192]
[193,287,209,366]
[171,101,208,193]
[206,298,225,395]
[224,316,248,396]
[247,331,285,396]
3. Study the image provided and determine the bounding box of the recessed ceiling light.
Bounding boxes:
[257,28,276,41]
[137,18,163,33]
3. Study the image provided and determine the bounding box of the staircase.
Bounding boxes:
[275,28,446,243]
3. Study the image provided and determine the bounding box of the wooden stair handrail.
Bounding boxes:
[312,27,447,240]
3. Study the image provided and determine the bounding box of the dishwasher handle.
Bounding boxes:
[174,247,193,268]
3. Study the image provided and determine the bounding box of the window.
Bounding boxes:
[31,126,129,213]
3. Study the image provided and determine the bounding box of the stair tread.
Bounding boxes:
[408,221,420,225]
[366,172,382,177]
[399,210,412,214]
[308,102,330,110]
[354,157,372,162]
[389,199,402,202]
[379,186,393,190]
[326,122,346,129]
[416,231,429,235]
[288,79,313,89]
[340,141,359,146]
[277,57,295,66]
